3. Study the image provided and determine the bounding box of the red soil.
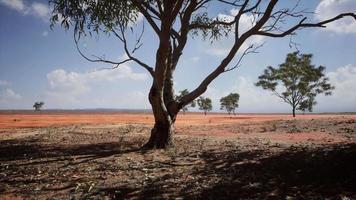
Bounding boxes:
[0,112,348,129]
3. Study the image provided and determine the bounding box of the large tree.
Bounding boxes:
[50,0,355,148]
[220,93,239,115]
[255,52,334,117]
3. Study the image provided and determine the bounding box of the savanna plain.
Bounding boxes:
[0,111,355,199]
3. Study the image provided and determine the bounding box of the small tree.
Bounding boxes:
[176,89,196,115]
[255,52,334,117]
[33,101,45,111]
[197,96,212,115]
[220,93,240,115]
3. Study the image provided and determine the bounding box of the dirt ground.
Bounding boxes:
[0,112,355,199]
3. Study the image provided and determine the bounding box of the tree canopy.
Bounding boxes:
[33,101,45,111]
[255,52,334,117]
[197,96,212,115]
[220,93,239,115]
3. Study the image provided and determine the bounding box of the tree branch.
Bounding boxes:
[257,13,356,37]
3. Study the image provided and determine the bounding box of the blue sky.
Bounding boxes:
[0,0,355,113]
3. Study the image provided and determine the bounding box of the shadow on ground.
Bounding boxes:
[1,134,355,199]
[93,144,356,199]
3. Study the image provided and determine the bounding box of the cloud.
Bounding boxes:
[44,64,148,106]
[31,2,49,19]
[205,9,264,57]
[0,80,10,86]
[0,0,50,21]
[0,88,22,103]
[316,64,356,112]
[315,0,356,34]
[90,91,150,109]
[0,0,25,12]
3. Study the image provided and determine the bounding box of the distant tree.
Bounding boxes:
[33,101,45,111]
[176,89,196,115]
[197,96,212,115]
[220,93,240,115]
[50,0,355,148]
[255,52,334,117]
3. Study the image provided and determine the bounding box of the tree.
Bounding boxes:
[197,96,212,115]
[33,101,45,111]
[176,89,196,115]
[255,52,334,117]
[220,93,239,115]
[50,0,355,148]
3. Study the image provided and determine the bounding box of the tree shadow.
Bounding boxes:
[0,136,141,162]
[185,143,356,199]
[1,134,355,199]
[0,135,142,197]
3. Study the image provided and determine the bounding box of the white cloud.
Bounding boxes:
[315,0,356,34]
[45,64,147,106]
[316,64,356,112]
[90,91,150,109]
[205,9,264,57]
[0,0,50,21]
[0,0,26,12]
[0,88,22,103]
[31,2,49,19]
[0,80,10,86]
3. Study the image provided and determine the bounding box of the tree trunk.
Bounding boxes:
[144,120,173,149]
[143,84,180,149]
[292,107,296,117]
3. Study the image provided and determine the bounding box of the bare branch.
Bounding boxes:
[73,33,131,69]
[257,13,356,37]
[224,42,264,72]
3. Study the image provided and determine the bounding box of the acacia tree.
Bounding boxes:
[176,89,196,115]
[220,93,239,115]
[255,52,334,117]
[33,101,45,111]
[197,96,212,115]
[50,0,355,148]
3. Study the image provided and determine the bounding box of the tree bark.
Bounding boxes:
[143,85,176,149]
[292,107,296,117]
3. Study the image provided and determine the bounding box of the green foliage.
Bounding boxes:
[33,101,45,111]
[197,96,212,115]
[255,52,334,116]
[50,0,140,37]
[190,12,232,41]
[50,1,233,41]
[220,93,239,115]
[176,89,196,114]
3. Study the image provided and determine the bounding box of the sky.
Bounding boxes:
[0,0,355,113]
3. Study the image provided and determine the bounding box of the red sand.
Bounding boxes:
[0,112,353,129]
